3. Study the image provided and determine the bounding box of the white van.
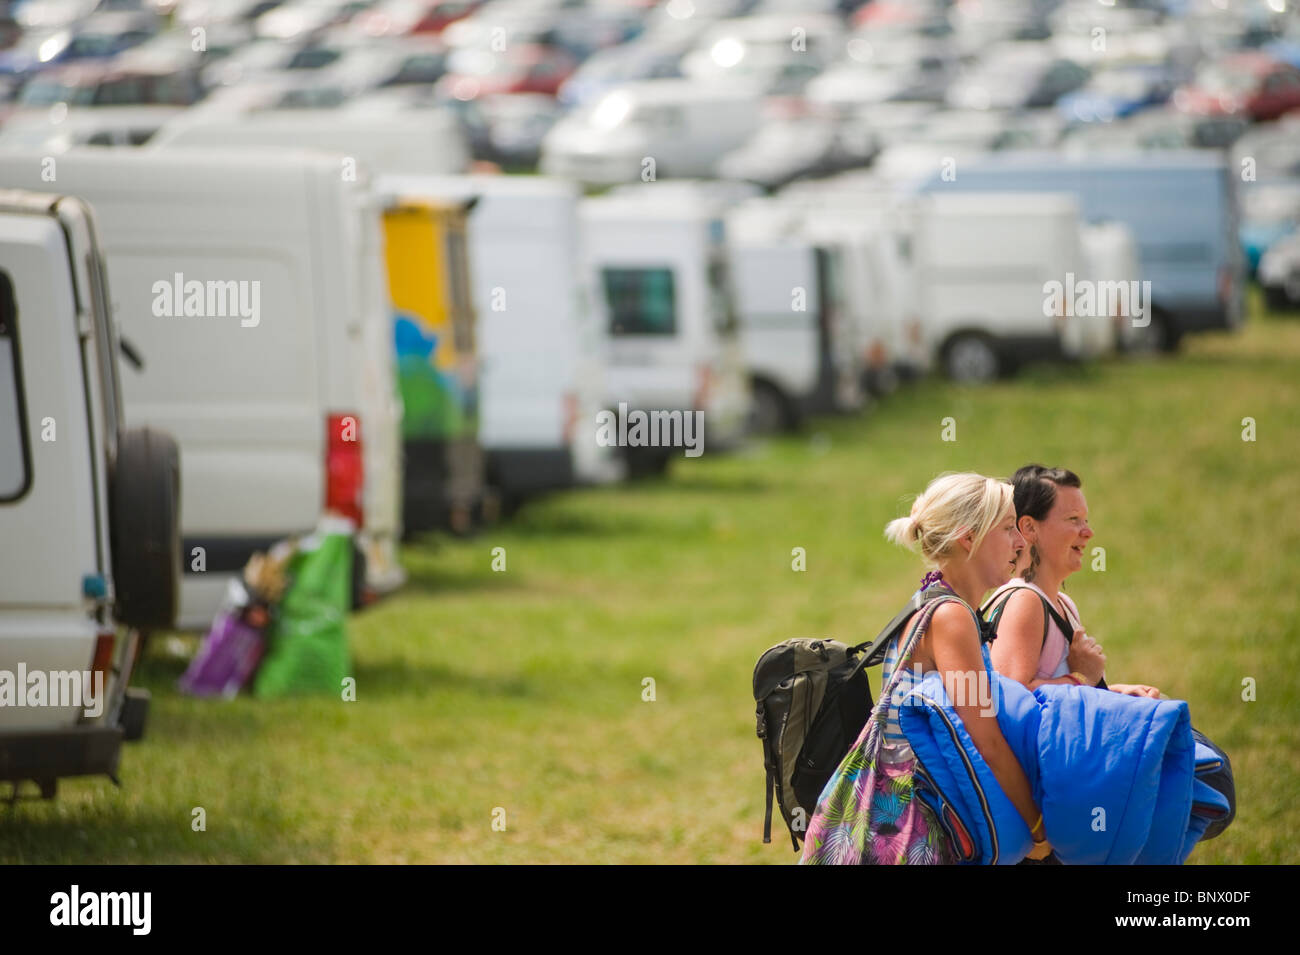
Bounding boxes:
[1078,220,1138,355]
[911,193,1091,381]
[579,190,750,473]
[540,79,764,186]
[775,180,931,384]
[150,109,470,177]
[375,172,624,506]
[0,150,405,630]
[724,198,865,431]
[0,189,172,796]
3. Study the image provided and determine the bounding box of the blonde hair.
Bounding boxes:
[885,473,1014,566]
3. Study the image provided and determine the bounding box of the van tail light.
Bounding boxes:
[562,391,579,444]
[693,363,714,411]
[866,340,887,370]
[326,412,365,528]
[1218,265,1233,304]
[91,631,114,690]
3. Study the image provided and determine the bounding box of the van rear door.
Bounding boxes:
[0,201,102,732]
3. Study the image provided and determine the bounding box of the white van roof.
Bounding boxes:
[149,109,469,176]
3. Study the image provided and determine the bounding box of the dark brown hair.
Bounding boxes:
[1010,464,1082,582]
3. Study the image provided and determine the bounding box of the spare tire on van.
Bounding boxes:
[110,427,181,630]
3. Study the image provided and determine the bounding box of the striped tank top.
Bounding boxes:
[879,592,991,748]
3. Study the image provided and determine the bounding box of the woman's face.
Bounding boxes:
[972,505,1026,591]
[1021,485,1093,579]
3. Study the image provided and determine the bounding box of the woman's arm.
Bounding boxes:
[988,590,1067,691]
[924,602,1042,833]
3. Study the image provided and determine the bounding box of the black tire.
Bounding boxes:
[943,332,1002,383]
[1263,283,1298,312]
[110,427,180,630]
[749,379,800,434]
[625,446,672,479]
[1124,309,1181,354]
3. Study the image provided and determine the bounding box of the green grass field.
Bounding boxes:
[3,297,1297,864]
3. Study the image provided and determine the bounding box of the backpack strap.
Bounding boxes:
[981,585,1109,690]
[857,584,951,666]
[981,586,1050,648]
[862,593,975,757]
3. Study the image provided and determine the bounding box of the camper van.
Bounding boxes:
[0,150,405,630]
[579,190,750,473]
[380,196,484,534]
[540,80,765,186]
[919,152,1244,352]
[0,189,169,796]
[724,199,865,432]
[377,174,622,508]
[911,193,1092,381]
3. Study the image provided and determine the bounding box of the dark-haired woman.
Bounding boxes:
[987,465,1160,699]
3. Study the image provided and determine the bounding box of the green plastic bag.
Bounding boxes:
[253,530,353,699]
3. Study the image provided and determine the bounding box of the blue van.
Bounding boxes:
[917,152,1244,350]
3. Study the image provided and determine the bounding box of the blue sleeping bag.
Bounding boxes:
[898,656,1230,865]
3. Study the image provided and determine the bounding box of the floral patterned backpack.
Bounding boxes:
[800,594,964,865]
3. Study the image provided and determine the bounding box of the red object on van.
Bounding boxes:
[326,413,364,527]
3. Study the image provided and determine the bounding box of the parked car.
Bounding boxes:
[0,62,205,148]
[679,13,839,95]
[946,42,1090,111]
[1057,64,1174,124]
[348,0,482,36]
[1174,53,1300,122]
[0,149,406,629]
[1239,181,1300,275]
[716,104,877,190]
[435,42,575,99]
[0,188,172,797]
[540,80,764,185]
[1258,229,1300,310]
[555,32,686,109]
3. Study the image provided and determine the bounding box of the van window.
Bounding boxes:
[603,267,676,336]
[0,270,32,501]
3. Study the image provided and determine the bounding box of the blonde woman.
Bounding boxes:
[802,472,1052,864]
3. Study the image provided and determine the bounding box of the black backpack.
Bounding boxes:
[753,585,953,850]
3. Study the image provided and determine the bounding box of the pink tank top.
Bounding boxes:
[988,580,1082,681]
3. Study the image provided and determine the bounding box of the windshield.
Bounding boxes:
[18,79,97,106]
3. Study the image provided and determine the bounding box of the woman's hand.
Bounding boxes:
[1066,629,1106,685]
[1109,683,1161,699]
